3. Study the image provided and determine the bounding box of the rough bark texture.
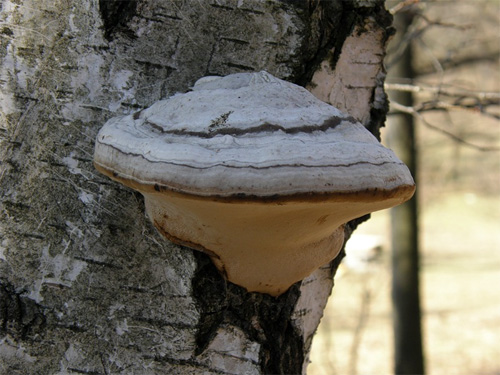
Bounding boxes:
[0,1,392,374]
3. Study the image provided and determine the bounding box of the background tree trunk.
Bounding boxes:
[0,1,392,373]
[386,9,425,375]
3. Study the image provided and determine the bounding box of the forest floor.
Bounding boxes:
[308,191,500,375]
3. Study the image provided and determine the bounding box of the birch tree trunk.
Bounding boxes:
[0,1,392,373]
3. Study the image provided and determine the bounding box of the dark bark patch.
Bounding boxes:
[192,251,305,374]
[293,0,344,86]
[0,280,46,340]
[192,253,228,356]
[1,26,13,36]
[99,0,138,41]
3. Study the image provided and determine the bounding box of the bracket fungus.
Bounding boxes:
[94,71,415,296]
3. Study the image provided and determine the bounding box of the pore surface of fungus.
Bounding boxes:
[94,71,415,296]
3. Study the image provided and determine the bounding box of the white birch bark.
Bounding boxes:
[0,1,392,373]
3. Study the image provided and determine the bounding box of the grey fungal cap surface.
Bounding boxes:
[94,71,414,198]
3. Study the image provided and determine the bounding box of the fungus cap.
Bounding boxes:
[94,71,415,296]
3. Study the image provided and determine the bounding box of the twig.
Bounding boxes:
[385,82,500,101]
[414,35,445,80]
[389,0,420,15]
[416,49,500,76]
[386,81,500,120]
[415,13,472,31]
[389,101,500,152]
[416,100,500,121]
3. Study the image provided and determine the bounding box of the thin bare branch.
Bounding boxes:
[416,50,500,76]
[416,100,500,121]
[413,35,445,80]
[415,12,472,31]
[389,101,500,152]
[385,82,500,101]
[389,0,420,15]
[385,81,500,120]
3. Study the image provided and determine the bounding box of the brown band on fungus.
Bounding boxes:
[143,115,358,138]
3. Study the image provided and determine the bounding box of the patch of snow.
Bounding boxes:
[343,233,384,272]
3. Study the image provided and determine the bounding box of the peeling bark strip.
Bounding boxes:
[0,0,392,373]
[308,3,394,135]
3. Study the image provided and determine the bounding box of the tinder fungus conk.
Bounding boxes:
[94,71,415,296]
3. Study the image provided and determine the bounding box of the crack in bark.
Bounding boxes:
[67,368,103,375]
[73,256,123,270]
[131,315,196,330]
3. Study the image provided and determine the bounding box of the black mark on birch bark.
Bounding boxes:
[99,0,138,41]
[0,280,47,340]
[192,252,304,374]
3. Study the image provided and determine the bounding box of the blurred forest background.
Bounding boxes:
[309,0,500,374]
